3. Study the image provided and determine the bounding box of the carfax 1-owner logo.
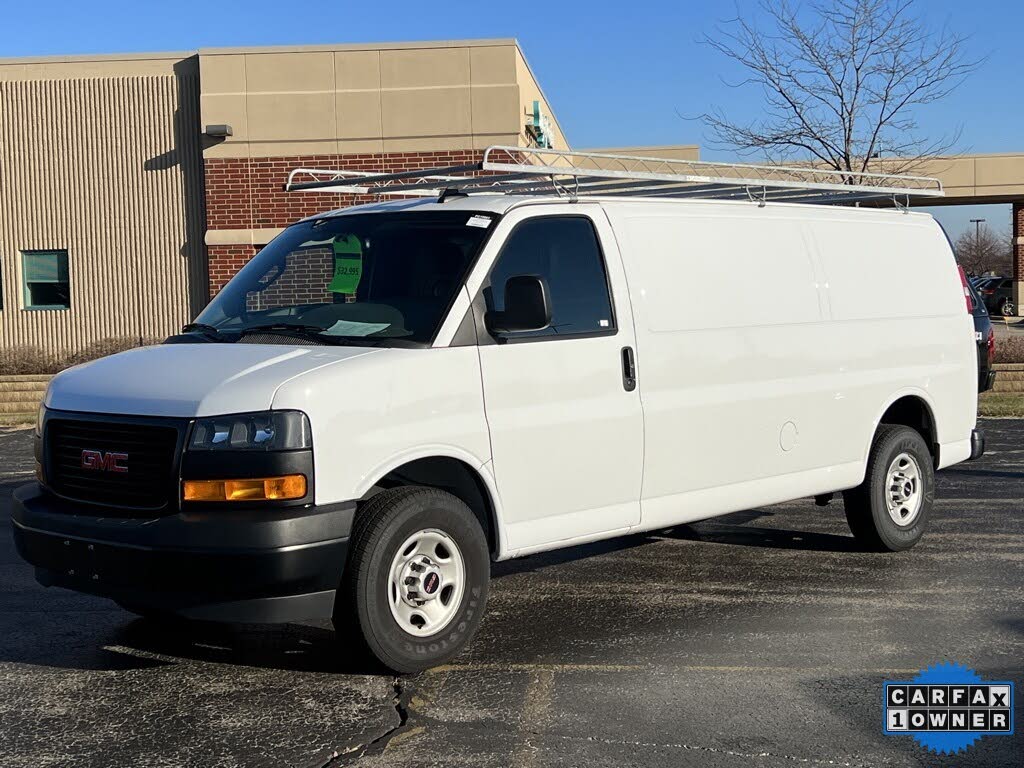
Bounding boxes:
[884,662,1015,755]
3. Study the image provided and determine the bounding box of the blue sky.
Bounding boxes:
[2,0,1018,238]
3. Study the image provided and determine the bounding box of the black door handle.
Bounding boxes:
[621,346,637,392]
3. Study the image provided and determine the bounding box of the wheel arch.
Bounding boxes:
[356,448,505,558]
[869,390,940,467]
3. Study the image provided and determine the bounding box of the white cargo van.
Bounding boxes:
[13,149,983,672]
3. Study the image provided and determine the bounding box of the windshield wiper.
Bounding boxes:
[239,323,327,334]
[181,322,224,340]
[235,323,377,346]
[237,322,331,340]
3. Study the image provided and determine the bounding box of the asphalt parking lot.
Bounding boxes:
[1,421,1021,768]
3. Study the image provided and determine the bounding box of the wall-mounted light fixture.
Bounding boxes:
[204,124,233,138]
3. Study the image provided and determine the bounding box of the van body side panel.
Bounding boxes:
[608,202,850,529]
[271,346,493,507]
[807,217,977,467]
[605,201,975,530]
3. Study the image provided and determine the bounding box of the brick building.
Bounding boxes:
[0,39,578,354]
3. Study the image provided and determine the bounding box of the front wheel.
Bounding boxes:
[336,487,490,673]
[1000,299,1015,317]
[843,425,934,551]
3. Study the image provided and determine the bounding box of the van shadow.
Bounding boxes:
[663,518,864,553]
[491,509,794,578]
[1,506,860,675]
[941,467,1024,481]
[110,530,672,672]
[491,531,661,578]
[0,594,388,675]
[0,478,33,501]
[106,616,389,676]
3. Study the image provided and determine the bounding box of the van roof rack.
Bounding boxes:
[284,145,944,206]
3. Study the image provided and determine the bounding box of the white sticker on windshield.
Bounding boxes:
[322,320,391,337]
[466,215,492,228]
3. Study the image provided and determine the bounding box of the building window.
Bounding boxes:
[22,250,70,310]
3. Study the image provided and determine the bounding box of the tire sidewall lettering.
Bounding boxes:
[398,596,479,655]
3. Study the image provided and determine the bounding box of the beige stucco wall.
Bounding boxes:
[0,53,206,355]
[583,145,700,161]
[577,148,1024,202]
[199,39,569,159]
[907,154,1024,204]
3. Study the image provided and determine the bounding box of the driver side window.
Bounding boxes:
[486,216,616,339]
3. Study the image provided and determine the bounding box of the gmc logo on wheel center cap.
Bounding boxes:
[80,449,128,473]
[423,573,440,594]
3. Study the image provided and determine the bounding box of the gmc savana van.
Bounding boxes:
[12,150,983,672]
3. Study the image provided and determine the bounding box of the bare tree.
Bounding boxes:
[955,226,1012,277]
[700,0,981,174]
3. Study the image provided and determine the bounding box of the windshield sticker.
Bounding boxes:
[328,234,363,294]
[322,320,391,337]
[466,215,492,228]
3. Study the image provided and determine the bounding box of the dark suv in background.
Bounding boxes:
[976,277,1014,317]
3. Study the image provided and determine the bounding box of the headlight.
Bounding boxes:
[35,403,46,437]
[188,411,311,451]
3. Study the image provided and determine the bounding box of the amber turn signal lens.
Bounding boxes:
[183,474,307,502]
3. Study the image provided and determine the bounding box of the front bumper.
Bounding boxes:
[11,483,354,622]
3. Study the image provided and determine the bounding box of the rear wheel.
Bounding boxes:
[843,425,934,551]
[336,487,489,673]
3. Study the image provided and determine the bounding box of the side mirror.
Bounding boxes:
[485,274,552,336]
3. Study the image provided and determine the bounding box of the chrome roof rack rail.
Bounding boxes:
[285,146,944,205]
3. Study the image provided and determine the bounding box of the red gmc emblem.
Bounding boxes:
[80,449,128,473]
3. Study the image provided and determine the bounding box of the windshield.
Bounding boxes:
[194,211,496,346]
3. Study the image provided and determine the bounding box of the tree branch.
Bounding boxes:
[697,0,982,174]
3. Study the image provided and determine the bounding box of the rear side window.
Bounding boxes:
[485,216,615,339]
[967,281,987,314]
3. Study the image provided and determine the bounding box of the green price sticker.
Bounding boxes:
[328,235,363,294]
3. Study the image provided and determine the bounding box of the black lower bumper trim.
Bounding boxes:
[12,483,355,622]
[970,428,986,461]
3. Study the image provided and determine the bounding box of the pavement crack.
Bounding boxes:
[319,676,416,767]
[391,676,410,729]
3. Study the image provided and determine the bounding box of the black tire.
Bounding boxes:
[335,486,489,673]
[843,425,934,551]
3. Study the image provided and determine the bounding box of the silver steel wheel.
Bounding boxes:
[885,452,923,527]
[388,528,465,637]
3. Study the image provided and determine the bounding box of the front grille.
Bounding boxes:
[46,418,181,512]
